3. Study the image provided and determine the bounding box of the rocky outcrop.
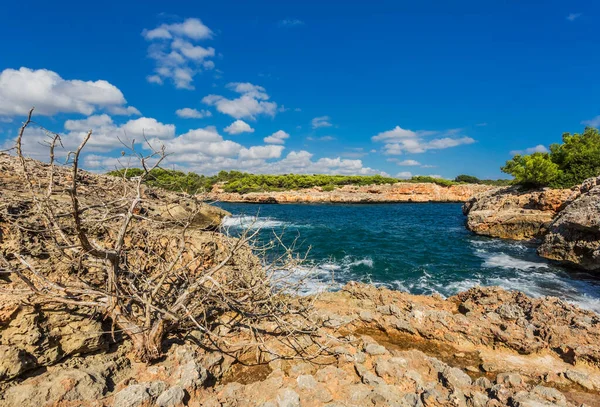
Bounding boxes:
[462,186,576,240]
[1,283,599,406]
[210,183,496,204]
[538,176,600,270]
[464,176,600,271]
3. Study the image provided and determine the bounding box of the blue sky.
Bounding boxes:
[0,0,598,179]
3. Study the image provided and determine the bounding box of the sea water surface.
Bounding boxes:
[217,202,600,314]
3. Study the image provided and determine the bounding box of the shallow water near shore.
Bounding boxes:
[217,202,600,314]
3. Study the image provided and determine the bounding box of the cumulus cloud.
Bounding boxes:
[567,13,582,22]
[311,116,332,129]
[397,159,421,166]
[396,171,412,179]
[239,145,285,160]
[582,115,600,128]
[0,67,136,118]
[264,130,290,144]
[202,82,278,120]
[509,144,549,156]
[142,18,216,89]
[224,120,254,135]
[372,125,475,155]
[175,107,212,119]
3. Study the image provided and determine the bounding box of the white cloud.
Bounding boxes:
[143,18,213,41]
[175,107,212,119]
[582,115,600,128]
[278,19,304,27]
[107,105,141,116]
[311,116,332,129]
[121,117,175,140]
[396,172,412,179]
[143,18,216,89]
[224,120,254,135]
[372,125,475,155]
[397,159,421,166]
[510,144,549,156]
[0,67,136,117]
[567,13,582,22]
[307,135,336,142]
[264,130,290,144]
[202,82,278,120]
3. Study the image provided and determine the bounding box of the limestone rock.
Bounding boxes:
[463,186,575,240]
[2,368,107,407]
[156,386,186,407]
[538,176,600,271]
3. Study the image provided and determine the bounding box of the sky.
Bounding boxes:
[0,0,599,179]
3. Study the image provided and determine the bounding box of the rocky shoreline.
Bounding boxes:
[209,183,496,204]
[463,176,600,271]
[2,155,600,406]
[2,283,600,407]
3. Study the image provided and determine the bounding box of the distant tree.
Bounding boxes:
[454,174,480,184]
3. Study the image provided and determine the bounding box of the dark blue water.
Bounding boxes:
[217,202,600,313]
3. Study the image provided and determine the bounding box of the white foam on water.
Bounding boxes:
[482,253,549,270]
[221,215,287,229]
[347,258,374,268]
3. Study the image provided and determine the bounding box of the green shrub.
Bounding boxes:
[322,184,335,192]
[501,127,600,188]
[501,153,561,187]
[454,174,480,184]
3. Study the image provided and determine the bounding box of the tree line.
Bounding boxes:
[108,168,512,194]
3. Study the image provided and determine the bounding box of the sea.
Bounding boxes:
[216,202,600,314]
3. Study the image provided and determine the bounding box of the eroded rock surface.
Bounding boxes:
[1,283,599,407]
[463,186,576,240]
[538,176,600,270]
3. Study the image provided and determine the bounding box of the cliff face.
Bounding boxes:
[210,183,496,204]
[462,187,577,240]
[538,176,600,271]
[463,176,600,271]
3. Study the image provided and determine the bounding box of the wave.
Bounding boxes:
[481,253,549,270]
[221,215,287,229]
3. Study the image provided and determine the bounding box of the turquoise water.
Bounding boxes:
[217,202,600,314]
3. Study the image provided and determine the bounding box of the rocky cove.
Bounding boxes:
[1,155,600,407]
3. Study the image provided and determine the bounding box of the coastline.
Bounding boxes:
[208,182,497,204]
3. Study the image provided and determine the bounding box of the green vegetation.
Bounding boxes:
[109,168,510,194]
[501,127,600,188]
[454,175,513,186]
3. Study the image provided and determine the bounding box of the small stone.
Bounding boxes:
[496,372,524,388]
[440,366,472,389]
[155,386,186,407]
[177,360,208,389]
[113,384,151,407]
[147,381,168,397]
[468,391,489,407]
[465,366,479,373]
[354,351,367,363]
[359,310,375,322]
[531,385,567,405]
[296,374,317,389]
[276,388,300,407]
[365,343,387,356]
[480,362,497,372]
[474,377,492,389]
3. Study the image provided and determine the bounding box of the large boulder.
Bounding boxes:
[462,186,576,240]
[538,176,600,271]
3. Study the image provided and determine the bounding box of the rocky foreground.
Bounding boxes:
[209,183,495,204]
[2,283,600,406]
[463,176,600,271]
